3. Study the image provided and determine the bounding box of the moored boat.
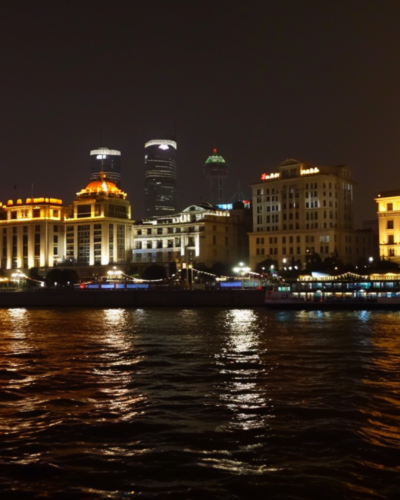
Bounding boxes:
[265,272,400,309]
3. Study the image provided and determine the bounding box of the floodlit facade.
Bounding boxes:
[203,149,229,206]
[0,175,133,273]
[375,189,400,264]
[144,138,177,217]
[132,203,251,269]
[90,147,122,186]
[0,197,65,270]
[64,175,133,266]
[249,158,374,269]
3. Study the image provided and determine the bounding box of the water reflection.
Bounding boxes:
[7,308,30,340]
[91,309,147,420]
[215,310,269,432]
[360,314,400,449]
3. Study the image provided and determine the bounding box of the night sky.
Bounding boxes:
[1,1,400,225]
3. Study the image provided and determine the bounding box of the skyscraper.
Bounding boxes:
[90,147,121,186]
[203,149,229,206]
[144,138,177,217]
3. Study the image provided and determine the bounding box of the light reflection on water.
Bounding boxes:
[0,307,400,500]
[215,310,269,433]
[358,313,400,449]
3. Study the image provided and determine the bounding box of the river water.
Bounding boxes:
[0,307,399,499]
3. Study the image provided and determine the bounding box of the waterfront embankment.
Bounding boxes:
[0,288,265,308]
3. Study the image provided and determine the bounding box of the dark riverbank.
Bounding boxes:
[0,288,265,308]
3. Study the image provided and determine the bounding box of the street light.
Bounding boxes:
[107,266,122,280]
[233,262,251,274]
[11,270,26,290]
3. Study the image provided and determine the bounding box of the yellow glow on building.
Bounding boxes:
[375,190,400,263]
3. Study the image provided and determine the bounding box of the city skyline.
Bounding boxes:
[1,2,400,225]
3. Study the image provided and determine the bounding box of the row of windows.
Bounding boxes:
[136,225,210,236]
[255,246,331,256]
[7,209,60,220]
[2,225,59,234]
[256,182,337,197]
[256,235,332,245]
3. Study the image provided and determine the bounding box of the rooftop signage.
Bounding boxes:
[261,172,280,181]
[300,167,320,175]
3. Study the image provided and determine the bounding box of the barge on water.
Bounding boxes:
[265,272,400,309]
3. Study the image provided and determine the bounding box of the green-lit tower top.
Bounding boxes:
[203,148,229,206]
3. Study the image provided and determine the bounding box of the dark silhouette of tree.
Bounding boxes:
[211,262,232,277]
[45,268,79,287]
[27,267,44,288]
[305,252,323,272]
[373,258,399,273]
[141,264,166,281]
[255,259,278,274]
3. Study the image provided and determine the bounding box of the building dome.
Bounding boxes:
[77,173,127,199]
[84,179,121,194]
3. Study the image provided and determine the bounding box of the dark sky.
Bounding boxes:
[1,1,399,225]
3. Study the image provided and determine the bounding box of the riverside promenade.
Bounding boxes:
[0,289,265,308]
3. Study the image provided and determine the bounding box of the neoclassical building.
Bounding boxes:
[64,175,132,266]
[132,203,251,269]
[0,174,133,275]
[0,197,64,270]
[249,159,375,269]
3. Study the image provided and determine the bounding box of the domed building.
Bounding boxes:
[64,173,133,267]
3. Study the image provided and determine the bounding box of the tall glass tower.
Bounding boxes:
[144,138,177,217]
[90,147,121,186]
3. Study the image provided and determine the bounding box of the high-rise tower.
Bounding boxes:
[144,138,177,217]
[203,149,229,206]
[90,147,121,186]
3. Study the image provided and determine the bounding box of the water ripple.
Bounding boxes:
[0,308,400,499]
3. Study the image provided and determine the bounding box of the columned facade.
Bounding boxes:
[0,176,134,275]
[132,203,251,269]
[0,198,64,270]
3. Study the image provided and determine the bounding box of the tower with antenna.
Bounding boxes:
[202,149,229,206]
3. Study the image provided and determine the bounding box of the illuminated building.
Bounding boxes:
[0,174,133,273]
[90,147,121,186]
[132,202,251,269]
[0,197,64,269]
[375,190,400,264]
[65,174,132,266]
[144,138,177,217]
[249,158,374,269]
[203,149,229,206]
